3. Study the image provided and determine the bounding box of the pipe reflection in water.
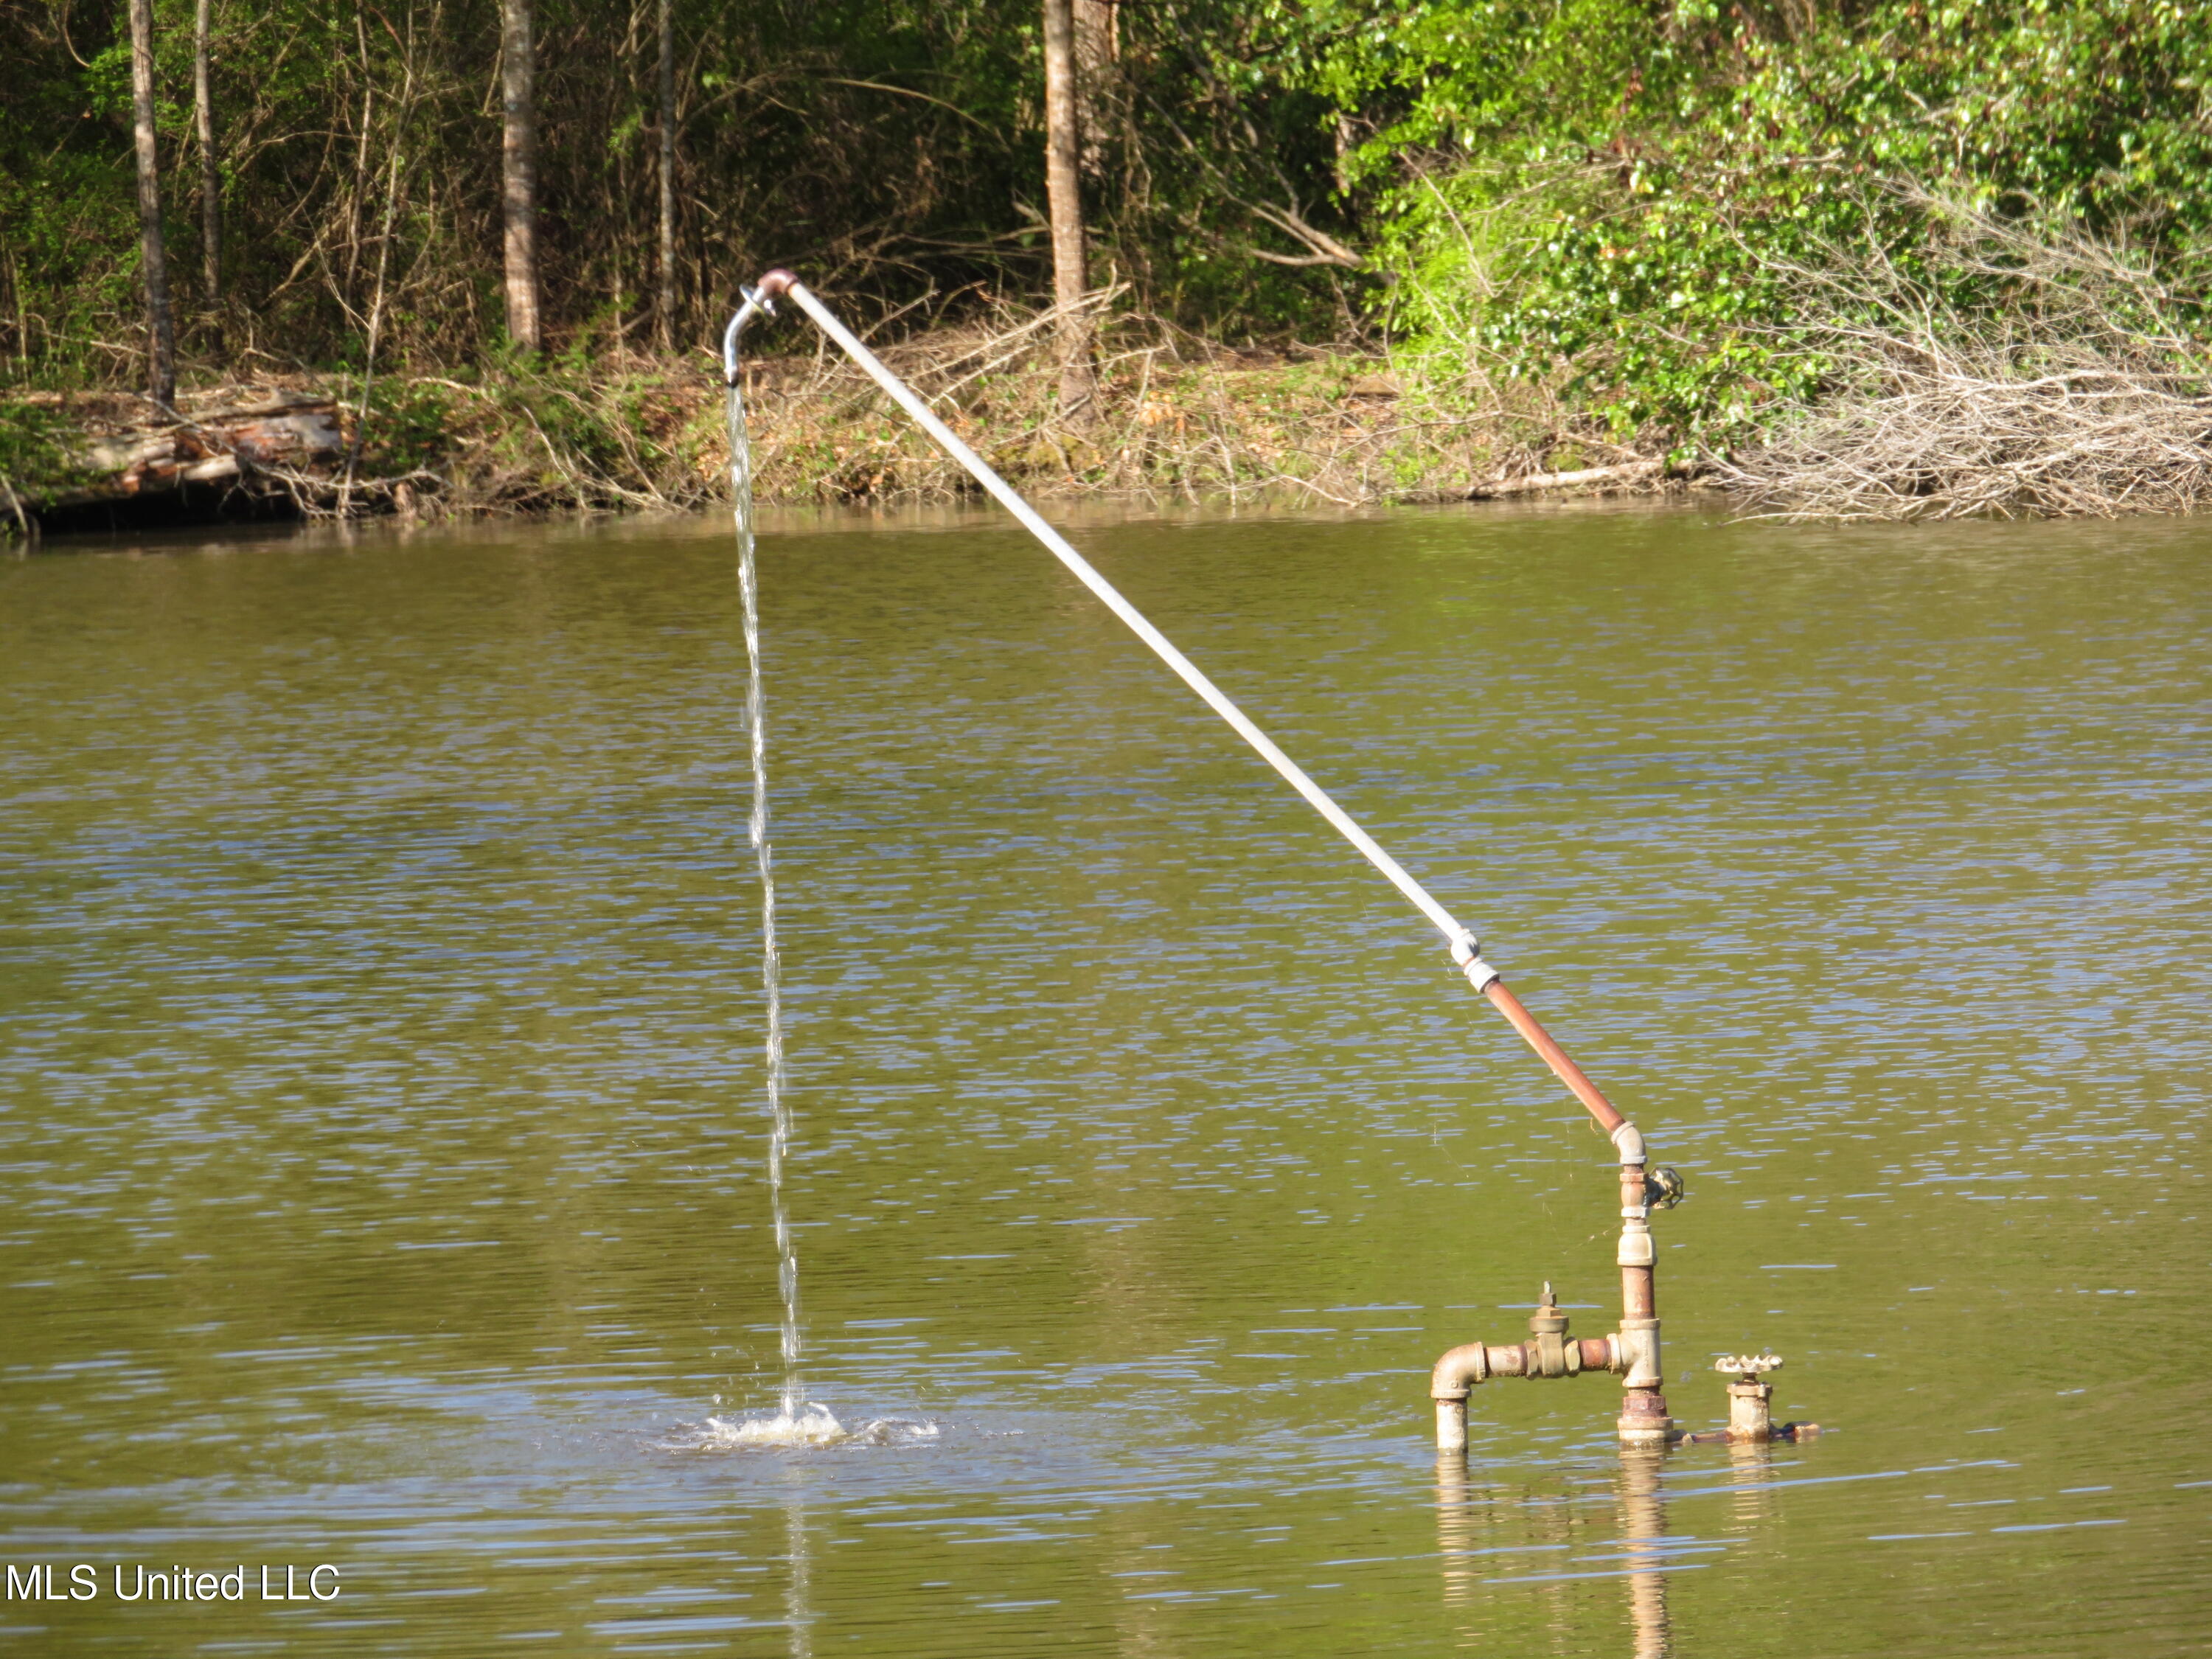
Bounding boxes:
[1433,1449,1679,1658]
[1433,1453,1483,1612]
[1616,1447,1672,1659]
[1724,1438,1775,1534]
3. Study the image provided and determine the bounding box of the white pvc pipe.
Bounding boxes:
[775,279,1477,957]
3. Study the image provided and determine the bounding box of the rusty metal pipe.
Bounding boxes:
[1430,1343,1487,1453]
[1430,1332,1630,1450]
[1427,1150,1674,1447]
[1615,1153,1669,1441]
[1471,975,1672,1441]
[1480,978,1625,1135]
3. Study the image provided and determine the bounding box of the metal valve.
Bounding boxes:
[1526,1283,1580,1377]
[1715,1352,1783,1441]
[1644,1166,1687,1209]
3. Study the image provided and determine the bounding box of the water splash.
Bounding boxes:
[672,1407,942,1452]
[729,368,804,1419]
[703,1402,849,1448]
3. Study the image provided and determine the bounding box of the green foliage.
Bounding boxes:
[1378,162,1835,451]
[10,0,2212,466]
[1315,0,2212,449]
[0,398,102,529]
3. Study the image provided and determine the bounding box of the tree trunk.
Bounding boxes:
[127,0,176,407]
[499,0,542,353]
[1072,0,1116,179]
[1040,0,1093,419]
[193,0,220,305]
[656,0,675,355]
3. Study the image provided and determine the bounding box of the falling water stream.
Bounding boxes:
[727,377,823,1442]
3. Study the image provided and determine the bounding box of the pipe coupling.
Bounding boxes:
[1447,931,1501,992]
[1615,1318,1663,1389]
[1616,1217,1656,1268]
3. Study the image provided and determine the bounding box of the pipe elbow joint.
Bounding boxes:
[756,268,798,300]
[1430,1343,1490,1401]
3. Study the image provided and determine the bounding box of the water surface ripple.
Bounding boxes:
[1,504,2205,1656]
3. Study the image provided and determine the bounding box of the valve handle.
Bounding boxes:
[1644,1166,1687,1210]
[1714,1352,1783,1376]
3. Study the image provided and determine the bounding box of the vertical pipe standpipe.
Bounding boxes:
[1611,1124,1669,1444]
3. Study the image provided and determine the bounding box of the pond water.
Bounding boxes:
[1,501,2205,1657]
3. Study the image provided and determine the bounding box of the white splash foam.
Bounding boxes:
[673,1405,942,1452]
[700,1403,849,1447]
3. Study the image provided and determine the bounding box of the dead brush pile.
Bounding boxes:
[726,295,1594,508]
[10,296,1673,529]
[375,368,726,517]
[1721,196,2212,521]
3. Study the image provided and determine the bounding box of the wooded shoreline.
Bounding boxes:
[3,326,1688,539]
[14,1,2212,531]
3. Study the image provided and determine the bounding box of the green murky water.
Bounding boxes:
[1,503,2205,1656]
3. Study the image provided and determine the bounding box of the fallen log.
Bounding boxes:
[1465,459,1664,499]
[33,390,346,511]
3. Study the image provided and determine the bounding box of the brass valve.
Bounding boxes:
[1527,1283,1581,1378]
[1643,1166,1687,1210]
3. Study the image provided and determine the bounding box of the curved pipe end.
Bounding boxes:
[723,272,803,384]
[723,282,785,386]
[1430,1343,1490,1402]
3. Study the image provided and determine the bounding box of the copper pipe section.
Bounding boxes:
[755,268,797,300]
[1481,978,1625,1135]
